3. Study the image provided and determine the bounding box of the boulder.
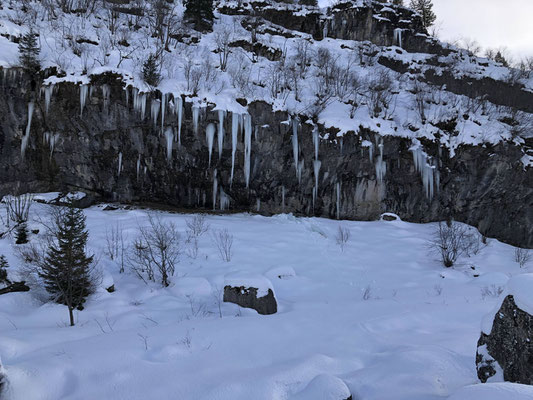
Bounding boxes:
[476,274,533,384]
[0,356,6,397]
[223,273,277,315]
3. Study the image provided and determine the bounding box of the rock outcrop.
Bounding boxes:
[476,276,533,384]
[223,275,278,315]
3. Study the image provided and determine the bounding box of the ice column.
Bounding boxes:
[206,123,216,166]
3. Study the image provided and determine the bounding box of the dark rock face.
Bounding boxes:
[224,285,278,315]
[476,295,533,384]
[0,71,531,248]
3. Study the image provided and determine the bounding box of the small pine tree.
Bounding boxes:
[142,54,161,87]
[494,51,509,67]
[392,0,404,5]
[18,29,41,73]
[39,204,95,326]
[409,0,436,29]
[0,255,9,285]
[184,0,214,31]
[15,223,29,244]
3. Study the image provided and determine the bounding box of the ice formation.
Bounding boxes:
[292,118,299,177]
[192,106,199,135]
[44,84,54,115]
[151,99,161,127]
[21,102,34,159]
[206,123,216,167]
[176,96,183,146]
[394,28,403,48]
[218,110,225,159]
[281,186,286,210]
[212,169,218,210]
[133,89,147,120]
[375,138,386,183]
[313,127,319,161]
[136,155,141,180]
[164,127,174,161]
[220,187,230,211]
[313,160,321,207]
[230,112,240,185]
[161,93,167,132]
[410,140,437,199]
[80,84,88,117]
[243,114,252,188]
[118,152,123,176]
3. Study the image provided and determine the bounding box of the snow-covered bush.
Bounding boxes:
[212,228,233,262]
[515,248,532,269]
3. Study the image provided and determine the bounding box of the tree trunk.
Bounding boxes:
[69,306,75,326]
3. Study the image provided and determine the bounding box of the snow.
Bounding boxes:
[290,373,351,400]
[224,272,275,298]
[448,383,533,400]
[0,199,527,400]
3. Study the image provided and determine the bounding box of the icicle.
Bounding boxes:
[336,182,341,220]
[244,114,252,188]
[282,186,286,211]
[125,87,129,106]
[230,112,240,185]
[375,140,386,183]
[192,106,199,135]
[165,127,174,161]
[313,160,321,207]
[218,110,225,159]
[256,198,261,212]
[206,123,216,167]
[313,126,319,161]
[394,28,403,48]
[177,96,183,147]
[292,118,299,177]
[21,102,34,159]
[136,155,141,180]
[102,84,110,111]
[151,99,161,127]
[118,152,123,176]
[297,160,304,185]
[410,140,437,199]
[161,93,167,132]
[49,133,59,158]
[44,84,54,115]
[220,187,230,211]
[212,169,218,211]
[80,84,88,117]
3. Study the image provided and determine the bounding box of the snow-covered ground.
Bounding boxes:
[0,199,531,399]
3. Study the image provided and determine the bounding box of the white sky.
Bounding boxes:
[318,0,533,60]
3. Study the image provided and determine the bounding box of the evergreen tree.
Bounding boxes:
[142,54,161,87]
[409,0,436,29]
[392,0,404,5]
[494,51,509,67]
[15,223,29,245]
[39,204,95,326]
[184,0,214,31]
[18,29,41,73]
[0,255,9,285]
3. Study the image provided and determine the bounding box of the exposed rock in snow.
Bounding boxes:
[477,274,533,384]
[448,383,533,400]
[223,273,277,315]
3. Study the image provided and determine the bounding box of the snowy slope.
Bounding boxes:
[0,199,531,399]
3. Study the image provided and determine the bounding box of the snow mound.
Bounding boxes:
[291,374,351,400]
[448,383,533,400]
[173,277,212,298]
[266,266,296,280]
[224,272,274,298]
[380,212,401,221]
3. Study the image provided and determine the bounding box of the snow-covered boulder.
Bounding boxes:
[476,274,533,384]
[291,374,352,400]
[223,273,277,315]
[380,212,400,221]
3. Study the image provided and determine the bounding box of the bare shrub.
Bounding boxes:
[481,285,504,300]
[362,285,372,300]
[186,215,209,239]
[4,193,33,227]
[428,221,470,268]
[212,228,233,262]
[335,225,351,252]
[366,70,394,118]
[129,214,182,287]
[515,248,532,268]
[105,223,128,273]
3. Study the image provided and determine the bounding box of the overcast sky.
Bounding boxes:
[318,0,533,60]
